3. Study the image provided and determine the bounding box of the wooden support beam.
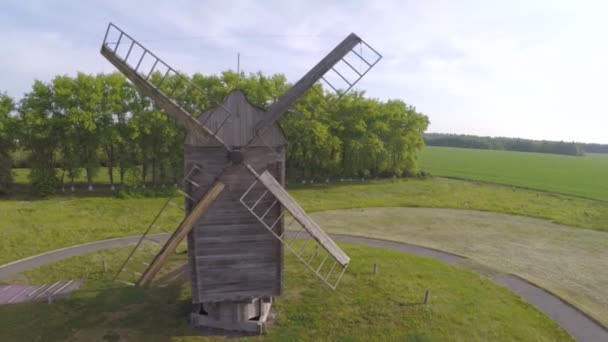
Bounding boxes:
[136,181,225,288]
[100,46,230,150]
[256,170,350,266]
[253,33,362,136]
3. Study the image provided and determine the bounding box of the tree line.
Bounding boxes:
[423,133,601,156]
[0,71,429,195]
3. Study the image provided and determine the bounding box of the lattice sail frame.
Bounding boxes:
[102,23,236,149]
[240,170,349,290]
[316,40,382,101]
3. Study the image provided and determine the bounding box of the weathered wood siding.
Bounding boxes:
[185,90,287,148]
[186,147,285,302]
[184,90,287,303]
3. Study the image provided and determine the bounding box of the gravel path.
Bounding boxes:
[1,233,606,341]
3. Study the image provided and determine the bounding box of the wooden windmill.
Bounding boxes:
[101,23,381,333]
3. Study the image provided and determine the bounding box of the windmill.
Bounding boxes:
[101,23,381,333]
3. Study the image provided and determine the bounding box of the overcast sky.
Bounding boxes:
[1,0,607,143]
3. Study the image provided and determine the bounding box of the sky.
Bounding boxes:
[1,0,607,143]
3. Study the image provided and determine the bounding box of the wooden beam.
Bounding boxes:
[137,181,225,287]
[101,46,230,151]
[253,33,362,136]
[256,171,350,266]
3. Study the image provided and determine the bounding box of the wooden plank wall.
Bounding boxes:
[185,90,287,148]
[185,146,285,303]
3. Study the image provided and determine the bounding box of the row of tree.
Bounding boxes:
[424,133,593,156]
[0,71,429,195]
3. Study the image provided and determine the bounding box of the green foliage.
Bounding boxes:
[0,92,16,194]
[420,146,608,201]
[8,70,428,195]
[17,80,60,195]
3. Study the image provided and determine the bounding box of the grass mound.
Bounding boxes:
[0,244,571,341]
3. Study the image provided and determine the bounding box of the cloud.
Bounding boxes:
[1,0,607,142]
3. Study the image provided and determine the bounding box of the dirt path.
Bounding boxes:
[0,233,606,341]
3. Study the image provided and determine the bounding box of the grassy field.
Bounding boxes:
[290,177,608,231]
[420,146,608,201]
[12,167,152,186]
[0,244,571,341]
[1,177,607,266]
[311,207,608,327]
[1,177,606,335]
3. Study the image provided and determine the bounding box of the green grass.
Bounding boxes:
[0,244,572,341]
[0,196,185,265]
[289,177,608,231]
[420,146,608,201]
[1,177,607,266]
[311,207,608,327]
[12,167,151,185]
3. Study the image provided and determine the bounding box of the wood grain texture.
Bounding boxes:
[185,90,287,148]
[185,149,285,302]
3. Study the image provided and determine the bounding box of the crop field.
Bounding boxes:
[420,146,608,201]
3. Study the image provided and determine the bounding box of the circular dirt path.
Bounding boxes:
[0,233,606,342]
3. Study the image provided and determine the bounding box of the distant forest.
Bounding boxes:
[425,133,608,156]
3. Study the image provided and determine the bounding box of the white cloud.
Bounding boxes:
[1,0,607,142]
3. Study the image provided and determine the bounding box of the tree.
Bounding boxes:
[7,70,431,195]
[71,73,103,190]
[0,92,16,194]
[98,73,132,190]
[51,75,81,191]
[18,81,60,195]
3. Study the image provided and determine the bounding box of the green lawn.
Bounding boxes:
[290,177,608,231]
[420,146,608,201]
[12,167,153,185]
[1,177,607,266]
[311,207,608,327]
[0,244,572,341]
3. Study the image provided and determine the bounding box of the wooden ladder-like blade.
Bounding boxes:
[253,33,362,136]
[136,181,225,288]
[100,24,230,150]
[245,169,349,267]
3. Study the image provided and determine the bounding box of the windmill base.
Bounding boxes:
[190,297,272,334]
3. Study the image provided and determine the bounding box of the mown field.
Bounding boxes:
[0,244,571,341]
[420,146,608,201]
[312,207,608,327]
[2,166,608,333]
[2,177,607,267]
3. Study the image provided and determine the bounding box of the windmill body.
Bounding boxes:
[184,90,286,330]
[100,22,381,334]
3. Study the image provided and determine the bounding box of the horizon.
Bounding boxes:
[424,132,606,145]
[2,0,608,144]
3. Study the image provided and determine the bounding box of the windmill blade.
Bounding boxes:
[137,180,225,288]
[100,23,231,151]
[252,32,382,139]
[240,165,349,289]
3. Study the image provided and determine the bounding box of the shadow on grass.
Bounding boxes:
[0,282,204,341]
